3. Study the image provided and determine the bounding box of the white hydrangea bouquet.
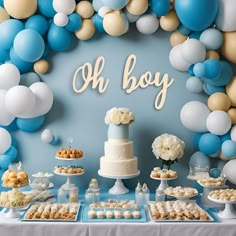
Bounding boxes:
[105,107,135,125]
[152,133,185,169]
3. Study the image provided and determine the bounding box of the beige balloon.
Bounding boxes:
[170,31,187,47]
[228,108,236,125]
[103,11,126,36]
[34,60,49,74]
[4,0,37,19]
[0,7,10,23]
[76,1,94,19]
[221,31,236,64]
[126,0,148,16]
[219,151,234,161]
[205,50,220,60]
[207,92,231,111]
[75,19,95,40]
[160,11,179,32]
[226,76,236,106]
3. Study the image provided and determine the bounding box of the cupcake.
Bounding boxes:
[96,211,105,219]
[105,210,114,219]
[123,211,132,219]
[88,210,96,219]
[132,210,141,219]
[114,210,122,219]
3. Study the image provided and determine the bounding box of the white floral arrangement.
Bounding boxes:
[105,107,135,125]
[152,133,185,168]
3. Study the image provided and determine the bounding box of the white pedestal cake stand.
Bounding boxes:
[150,175,177,191]
[98,170,140,195]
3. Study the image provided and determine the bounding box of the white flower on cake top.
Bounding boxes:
[105,107,135,125]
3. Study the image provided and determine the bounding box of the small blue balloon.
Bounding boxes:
[92,14,105,33]
[203,83,225,95]
[220,132,231,143]
[0,48,9,62]
[177,24,191,36]
[102,0,128,10]
[13,29,45,62]
[25,14,49,36]
[38,0,56,18]
[193,132,203,150]
[66,13,82,32]
[150,0,170,16]
[0,0,3,7]
[200,28,223,50]
[0,19,24,50]
[4,146,17,162]
[0,154,11,170]
[221,140,236,158]
[209,168,221,178]
[0,119,18,131]
[189,31,202,40]
[202,59,221,79]
[188,64,195,76]
[20,72,41,87]
[199,133,221,155]
[186,76,203,93]
[47,23,73,52]
[193,63,205,78]
[93,0,104,12]
[16,116,45,132]
[189,151,210,167]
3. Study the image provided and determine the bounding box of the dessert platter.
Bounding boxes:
[150,167,178,191]
[164,186,198,200]
[56,148,83,160]
[208,189,236,219]
[30,172,54,190]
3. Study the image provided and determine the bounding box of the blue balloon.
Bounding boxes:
[47,23,73,52]
[92,14,105,33]
[200,28,223,50]
[25,14,49,35]
[188,64,195,76]
[38,0,56,18]
[0,19,24,50]
[189,151,210,167]
[150,0,170,16]
[41,44,50,59]
[189,31,202,40]
[102,0,128,10]
[0,0,3,7]
[177,24,191,36]
[199,133,221,155]
[16,116,45,132]
[0,48,9,62]
[209,168,221,178]
[186,76,203,93]
[9,48,33,74]
[193,63,205,78]
[203,83,225,95]
[0,119,18,131]
[4,146,17,162]
[175,0,218,31]
[92,0,104,12]
[221,140,236,158]
[13,29,45,62]
[20,72,41,87]
[66,13,82,32]
[220,132,231,143]
[0,154,11,170]
[193,132,203,150]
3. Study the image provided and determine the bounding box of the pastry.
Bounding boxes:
[56,148,83,159]
[132,210,141,219]
[96,211,105,219]
[114,210,122,219]
[123,211,132,219]
[105,210,114,219]
[88,210,96,219]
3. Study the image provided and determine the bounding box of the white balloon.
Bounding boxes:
[0,63,20,90]
[215,0,236,32]
[53,0,76,15]
[29,82,53,117]
[0,90,15,126]
[5,85,36,117]
[53,12,69,27]
[230,125,236,141]
[136,14,159,34]
[181,39,206,64]
[0,128,11,154]
[180,101,211,132]
[169,44,191,71]
[222,159,236,185]
[98,6,112,18]
[41,129,54,143]
[206,110,232,135]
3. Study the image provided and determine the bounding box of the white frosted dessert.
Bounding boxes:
[100,107,138,176]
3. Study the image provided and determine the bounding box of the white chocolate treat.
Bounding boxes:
[88,210,96,219]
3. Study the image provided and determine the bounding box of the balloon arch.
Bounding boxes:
[0,0,236,182]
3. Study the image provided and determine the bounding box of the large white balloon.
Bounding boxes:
[222,159,236,185]
[230,125,236,141]
[41,129,54,143]
[29,82,53,117]
[181,39,206,64]
[180,101,211,132]
[206,110,232,135]
[0,128,11,154]
[0,90,15,126]
[136,14,159,34]
[53,12,69,27]
[53,0,76,15]
[0,63,20,90]
[5,85,36,117]
[215,0,236,32]
[169,44,191,71]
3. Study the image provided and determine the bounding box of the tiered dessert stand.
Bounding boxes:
[98,170,140,194]
[150,175,177,191]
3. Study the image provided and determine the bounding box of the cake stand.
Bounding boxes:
[208,195,236,219]
[150,175,177,191]
[2,204,30,219]
[98,170,140,194]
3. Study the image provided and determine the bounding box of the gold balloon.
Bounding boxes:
[76,1,94,19]
[34,60,49,74]
[160,11,179,32]
[103,11,126,37]
[126,0,148,16]
[4,0,37,19]
[170,31,187,47]
[226,76,236,106]
[205,50,220,60]
[228,108,236,125]
[221,31,236,63]
[208,92,231,111]
[75,19,95,40]
[219,152,234,161]
[0,7,10,23]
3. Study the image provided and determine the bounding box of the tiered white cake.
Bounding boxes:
[100,107,138,176]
